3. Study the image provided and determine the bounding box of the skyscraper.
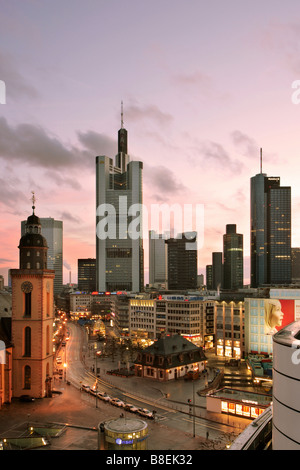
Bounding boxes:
[212,252,223,290]
[149,231,167,287]
[166,232,197,290]
[96,107,144,292]
[223,224,243,289]
[250,151,291,287]
[78,258,96,292]
[21,216,63,296]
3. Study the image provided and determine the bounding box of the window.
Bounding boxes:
[24,327,31,357]
[24,292,31,317]
[24,365,31,390]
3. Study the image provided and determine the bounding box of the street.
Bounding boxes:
[61,322,249,443]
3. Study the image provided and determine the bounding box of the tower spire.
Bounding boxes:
[260,148,262,174]
[121,101,124,129]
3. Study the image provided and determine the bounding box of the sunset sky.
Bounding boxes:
[1,0,300,286]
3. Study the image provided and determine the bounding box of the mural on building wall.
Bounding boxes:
[264,299,297,335]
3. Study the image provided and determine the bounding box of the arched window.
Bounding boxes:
[26,262,30,269]
[24,292,31,317]
[24,365,31,389]
[24,326,31,357]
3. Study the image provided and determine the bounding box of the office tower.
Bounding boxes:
[250,151,291,287]
[96,107,144,292]
[21,217,63,295]
[223,224,243,289]
[212,252,223,290]
[149,231,167,287]
[78,258,96,292]
[11,203,54,398]
[291,248,300,284]
[166,232,197,290]
[206,265,213,290]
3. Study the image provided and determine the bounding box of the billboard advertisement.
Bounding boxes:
[264,299,297,335]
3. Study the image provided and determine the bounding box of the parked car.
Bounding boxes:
[137,408,154,419]
[89,388,97,396]
[81,384,90,392]
[111,398,125,407]
[97,392,111,402]
[124,403,139,413]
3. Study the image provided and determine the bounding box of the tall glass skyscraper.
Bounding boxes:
[21,217,63,295]
[96,111,144,292]
[250,161,291,287]
[223,224,243,289]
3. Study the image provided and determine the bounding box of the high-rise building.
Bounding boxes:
[96,107,144,292]
[166,232,197,290]
[223,224,243,289]
[78,258,96,292]
[251,154,291,287]
[212,252,223,290]
[11,203,54,398]
[21,216,63,295]
[149,231,167,287]
[206,265,213,290]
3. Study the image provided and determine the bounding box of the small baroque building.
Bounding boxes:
[11,202,55,398]
[134,333,207,381]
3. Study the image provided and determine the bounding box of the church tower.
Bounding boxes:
[11,195,55,398]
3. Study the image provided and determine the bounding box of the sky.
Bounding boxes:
[1,0,300,286]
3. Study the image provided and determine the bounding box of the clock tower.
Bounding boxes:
[11,197,55,398]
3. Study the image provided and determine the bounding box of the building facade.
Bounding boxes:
[21,217,63,296]
[134,333,206,381]
[96,116,143,293]
[12,208,55,398]
[251,168,291,287]
[166,232,197,290]
[149,231,167,288]
[212,252,223,290]
[223,224,243,290]
[77,258,96,292]
[215,300,245,359]
[130,295,213,348]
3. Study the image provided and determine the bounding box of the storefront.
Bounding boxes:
[206,388,272,420]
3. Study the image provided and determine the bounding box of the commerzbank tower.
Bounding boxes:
[95,105,144,292]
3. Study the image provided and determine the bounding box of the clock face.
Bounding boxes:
[21,281,33,293]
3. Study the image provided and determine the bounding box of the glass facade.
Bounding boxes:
[251,173,291,287]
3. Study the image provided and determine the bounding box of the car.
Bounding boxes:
[89,388,97,396]
[137,408,154,419]
[97,391,111,401]
[81,384,90,392]
[19,395,35,402]
[124,404,139,413]
[111,398,125,407]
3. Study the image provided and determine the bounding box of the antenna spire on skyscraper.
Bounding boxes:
[260,148,262,174]
[121,101,124,129]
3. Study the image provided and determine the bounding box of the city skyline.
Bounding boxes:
[1,1,300,285]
